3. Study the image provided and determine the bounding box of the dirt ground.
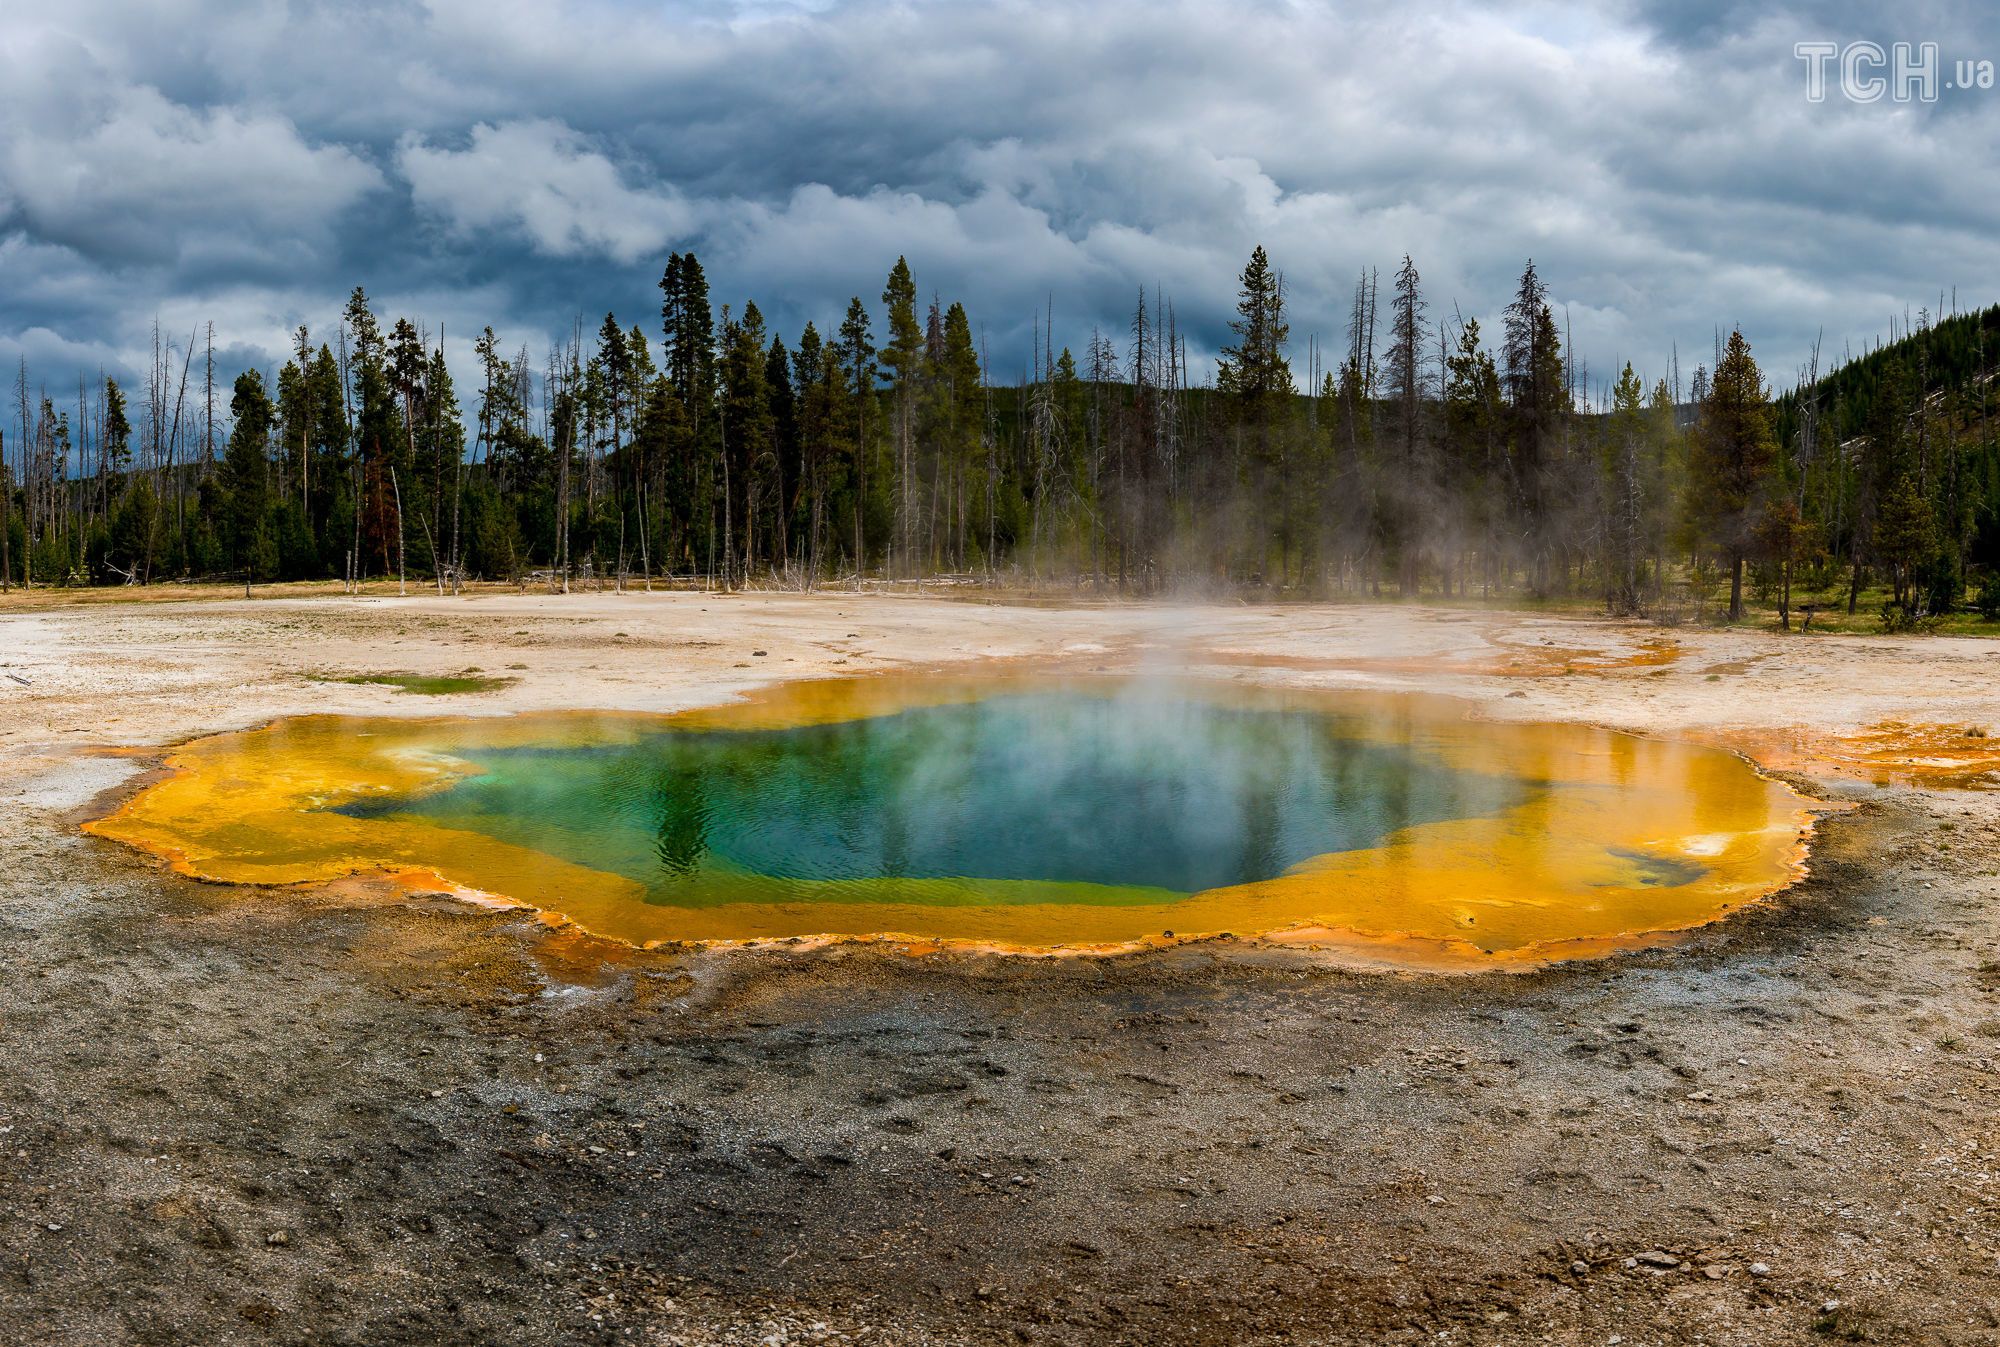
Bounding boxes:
[2,587,1998,1346]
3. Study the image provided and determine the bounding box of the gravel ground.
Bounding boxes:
[2,589,1997,1345]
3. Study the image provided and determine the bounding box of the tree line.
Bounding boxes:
[3,248,1996,626]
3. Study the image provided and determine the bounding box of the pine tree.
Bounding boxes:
[793,321,844,582]
[836,297,876,576]
[1502,261,1567,590]
[1690,329,1777,619]
[940,302,982,572]
[417,346,463,583]
[1875,472,1936,619]
[1216,245,1292,403]
[718,301,774,580]
[880,258,923,574]
[765,333,798,570]
[1383,254,1429,593]
[1443,318,1502,592]
[1216,246,1294,580]
[597,313,630,512]
[1604,362,1646,614]
[102,379,132,522]
[1385,255,1428,455]
[219,370,275,593]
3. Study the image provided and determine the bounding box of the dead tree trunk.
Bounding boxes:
[392,466,407,597]
[1,429,9,593]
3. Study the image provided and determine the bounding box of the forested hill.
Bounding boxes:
[1777,302,2000,449]
[1770,302,2000,622]
[1,248,1994,628]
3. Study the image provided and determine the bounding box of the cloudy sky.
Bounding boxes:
[3,0,1996,413]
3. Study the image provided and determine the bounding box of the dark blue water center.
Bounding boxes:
[340,689,1532,905]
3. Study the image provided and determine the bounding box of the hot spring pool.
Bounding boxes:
[88,673,1817,964]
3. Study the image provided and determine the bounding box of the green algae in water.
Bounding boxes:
[340,689,1531,907]
[313,672,516,695]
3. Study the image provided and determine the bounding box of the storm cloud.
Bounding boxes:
[2,0,1996,405]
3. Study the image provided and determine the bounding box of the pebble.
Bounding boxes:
[1570,1259,1590,1275]
[1750,1261,1772,1277]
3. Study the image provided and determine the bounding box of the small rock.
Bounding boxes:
[1749,1261,1772,1277]
[1702,1263,1729,1280]
[1570,1259,1590,1275]
[1634,1250,1680,1268]
[265,1230,291,1247]
[1686,1090,1715,1103]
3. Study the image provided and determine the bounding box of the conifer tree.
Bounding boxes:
[880,258,924,573]
[765,333,798,568]
[1216,245,1292,404]
[220,370,274,593]
[836,297,876,574]
[1604,362,1647,614]
[1443,318,1502,592]
[1384,254,1429,592]
[1690,329,1777,619]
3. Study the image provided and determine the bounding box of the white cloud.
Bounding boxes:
[0,67,381,264]
[3,0,1999,399]
[398,119,696,263]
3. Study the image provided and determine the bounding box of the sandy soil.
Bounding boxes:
[2,588,1998,1345]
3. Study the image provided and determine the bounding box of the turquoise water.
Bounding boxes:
[340,688,1531,906]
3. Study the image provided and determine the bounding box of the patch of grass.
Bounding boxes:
[309,671,516,696]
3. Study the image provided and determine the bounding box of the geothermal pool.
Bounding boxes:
[88,674,1816,964]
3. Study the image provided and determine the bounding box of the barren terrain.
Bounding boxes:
[3,587,1998,1345]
